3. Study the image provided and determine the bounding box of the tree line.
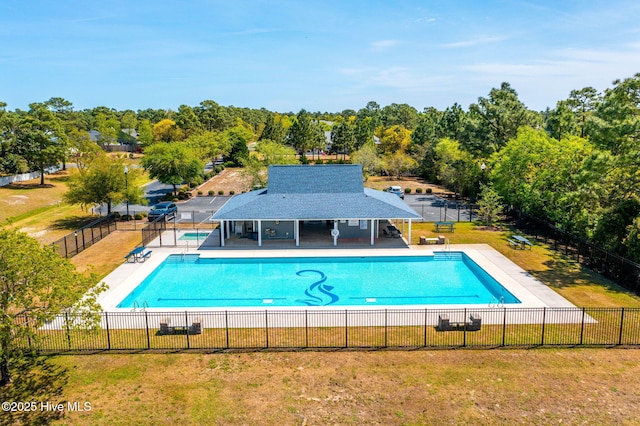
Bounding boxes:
[2,73,640,261]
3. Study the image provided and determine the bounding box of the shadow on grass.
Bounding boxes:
[0,356,69,425]
[49,215,101,232]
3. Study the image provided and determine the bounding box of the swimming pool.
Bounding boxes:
[178,232,210,241]
[117,252,520,308]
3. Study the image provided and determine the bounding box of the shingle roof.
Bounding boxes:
[213,164,420,220]
[268,164,363,194]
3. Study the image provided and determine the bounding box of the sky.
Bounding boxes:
[2,0,640,113]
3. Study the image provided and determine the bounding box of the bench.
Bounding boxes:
[159,318,202,335]
[419,236,439,245]
[507,238,520,249]
[437,314,481,332]
[139,250,152,262]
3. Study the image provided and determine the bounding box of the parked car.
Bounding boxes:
[148,202,177,221]
[386,185,404,200]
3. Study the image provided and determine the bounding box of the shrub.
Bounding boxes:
[218,190,224,195]
[197,191,203,196]
[404,188,412,194]
[229,190,235,195]
[134,212,146,220]
[208,190,215,196]
[425,188,432,194]
[416,188,423,194]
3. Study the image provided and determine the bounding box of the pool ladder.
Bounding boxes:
[489,296,505,308]
[131,300,149,312]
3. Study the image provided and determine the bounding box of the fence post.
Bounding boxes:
[265,310,269,348]
[541,307,547,346]
[305,310,309,348]
[25,313,32,350]
[185,311,190,349]
[618,308,625,346]
[225,311,229,349]
[462,308,467,347]
[105,312,111,351]
[578,308,586,345]
[384,309,388,348]
[345,309,348,348]
[65,311,72,350]
[502,308,507,347]
[423,308,427,347]
[145,311,150,349]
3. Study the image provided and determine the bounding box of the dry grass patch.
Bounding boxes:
[70,230,142,280]
[11,350,632,425]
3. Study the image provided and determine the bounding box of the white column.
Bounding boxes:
[257,220,262,247]
[295,219,300,246]
[220,220,225,247]
[370,219,375,245]
[408,219,412,246]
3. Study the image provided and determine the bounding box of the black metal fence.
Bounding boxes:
[51,215,117,258]
[19,307,640,353]
[515,212,640,295]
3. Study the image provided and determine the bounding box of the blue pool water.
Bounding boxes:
[117,253,520,308]
[178,232,210,241]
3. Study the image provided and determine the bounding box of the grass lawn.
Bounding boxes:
[2,350,639,425]
[0,170,99,244]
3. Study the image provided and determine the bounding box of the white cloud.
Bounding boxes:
[441,36,505,49]
[370,40,401,51]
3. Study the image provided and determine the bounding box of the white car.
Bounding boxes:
[386,186,404,200]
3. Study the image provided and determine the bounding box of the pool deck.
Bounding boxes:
[97,244,576,313]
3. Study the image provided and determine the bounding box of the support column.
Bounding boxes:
[220,220,225,247]
[257,220,262,247]
[407,219,412,246]
[295,219,300,247]
[370,219,375,246]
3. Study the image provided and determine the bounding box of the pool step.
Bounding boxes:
[166,254,201,263]
[433,251,463,261]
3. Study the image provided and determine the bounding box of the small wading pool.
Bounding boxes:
[178,232,210,241]
[117,252,521,308]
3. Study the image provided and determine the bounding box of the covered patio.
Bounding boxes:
[211,164,421,248]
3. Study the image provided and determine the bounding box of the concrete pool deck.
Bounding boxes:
[97,244,576,313]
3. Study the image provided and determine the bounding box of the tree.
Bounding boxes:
[379,125,411,153]
[476,184,504,226]
[152,119,183,143]
[137,119,154,146]
[64,155,146,214]
[175,105,202,138]
[186,131,231,165]
[350,144,382,181]
[0,229,106,385]
[141,143,203,195]
[382,151,418,179]
[467,82,542,154]
[434,138,476,196]
[330,120,356,159]
[67,128,101,171]
[14,103,66,185]
[94,111,120,146]
[241,140,300,190]
[259,113,287,143]
[196,100,231,132]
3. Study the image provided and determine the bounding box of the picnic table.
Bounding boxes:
[434,221,455,232]
[124,246,152,263]
[511,235,533,250]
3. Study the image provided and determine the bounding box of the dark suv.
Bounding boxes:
[148,202,177,221]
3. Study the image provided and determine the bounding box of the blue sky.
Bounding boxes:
[2,0,640,113]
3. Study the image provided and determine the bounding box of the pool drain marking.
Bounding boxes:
[295,269,339,306]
